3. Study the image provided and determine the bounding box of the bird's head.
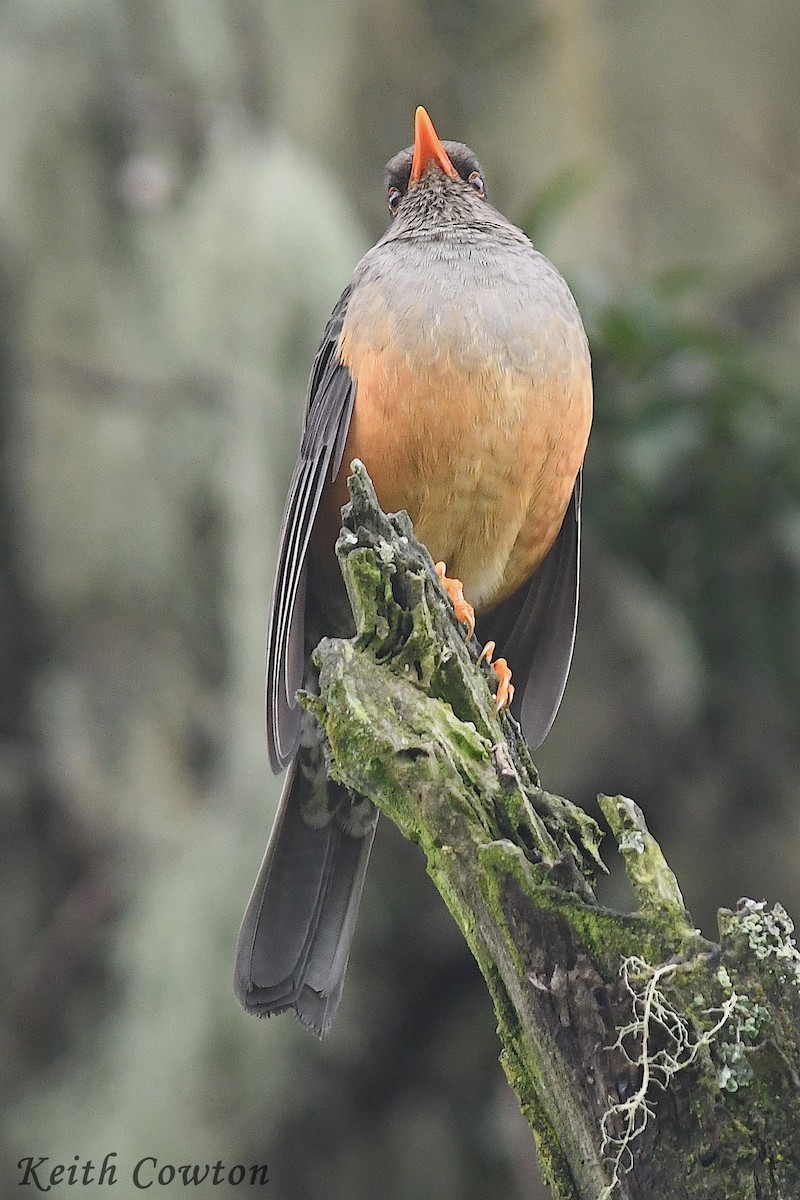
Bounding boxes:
[383,107,488,230]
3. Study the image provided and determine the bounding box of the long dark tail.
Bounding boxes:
[235,748,378,1036]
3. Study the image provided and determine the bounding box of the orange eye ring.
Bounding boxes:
[468,170,485,199]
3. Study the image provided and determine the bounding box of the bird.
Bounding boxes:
[235,107,592,1035]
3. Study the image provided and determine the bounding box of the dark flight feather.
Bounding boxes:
[265,287,356,771]
[482,472,582,748]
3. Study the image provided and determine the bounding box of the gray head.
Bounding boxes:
[382,107,491,231]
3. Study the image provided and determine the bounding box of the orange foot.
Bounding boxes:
[478,640,515,713]
[434,562,475,641]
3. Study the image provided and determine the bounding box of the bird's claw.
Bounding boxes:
[478,639,515,713]
[435,562,475,641]
[434,565,513,711]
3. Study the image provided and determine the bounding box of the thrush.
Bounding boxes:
[235,107,592,1034]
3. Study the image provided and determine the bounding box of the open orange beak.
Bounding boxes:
[409,106,459,183]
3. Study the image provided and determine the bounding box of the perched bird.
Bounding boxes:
[235,107,592,1034]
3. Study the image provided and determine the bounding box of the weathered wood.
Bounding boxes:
[307,461,800,1200]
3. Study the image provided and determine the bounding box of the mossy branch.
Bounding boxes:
[307,460,800,1200]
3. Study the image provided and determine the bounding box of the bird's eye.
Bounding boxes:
[387,186,402,216]
[467,171,485,199]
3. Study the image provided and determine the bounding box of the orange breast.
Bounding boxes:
[315,297,592,614]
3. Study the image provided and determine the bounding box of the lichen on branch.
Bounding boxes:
[306,460,800,1200]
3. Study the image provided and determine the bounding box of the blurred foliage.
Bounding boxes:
[585,274,800,708]
[520,164,595,249]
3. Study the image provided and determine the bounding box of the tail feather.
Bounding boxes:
[235,755,377,1036]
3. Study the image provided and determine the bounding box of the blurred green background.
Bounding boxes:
[1,2,799,1197]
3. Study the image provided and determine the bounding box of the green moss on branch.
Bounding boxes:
[306,461,800,1200]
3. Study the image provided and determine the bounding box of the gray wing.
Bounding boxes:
[480,472,582,748]
[266,287,356,771]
